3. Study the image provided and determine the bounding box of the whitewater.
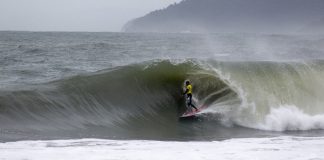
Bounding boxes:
[1,137,324,160]
[1,31,324,159]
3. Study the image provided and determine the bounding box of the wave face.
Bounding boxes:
[1,60,324,141]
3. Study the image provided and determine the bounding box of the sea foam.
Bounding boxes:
[0,137,323,160]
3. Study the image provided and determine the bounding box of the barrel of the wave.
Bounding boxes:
[180,80,207,118]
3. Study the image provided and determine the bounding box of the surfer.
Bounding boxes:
[183,80,198,111]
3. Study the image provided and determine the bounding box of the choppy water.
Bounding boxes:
[1,31,324,143]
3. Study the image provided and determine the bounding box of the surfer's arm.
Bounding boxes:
[183,89,188,95]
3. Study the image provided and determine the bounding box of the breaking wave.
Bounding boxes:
[1,60,324,140]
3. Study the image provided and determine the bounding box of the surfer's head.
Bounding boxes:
[185,80,190,85]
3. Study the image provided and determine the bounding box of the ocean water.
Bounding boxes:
[1,31,324,159]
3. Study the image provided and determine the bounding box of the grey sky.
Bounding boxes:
[0,0,182,32]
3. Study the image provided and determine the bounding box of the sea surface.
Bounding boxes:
[1,31,324,159]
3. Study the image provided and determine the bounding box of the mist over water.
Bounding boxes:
[1,31,324,142]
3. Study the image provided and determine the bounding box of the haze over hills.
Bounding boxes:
[123,0,324,34]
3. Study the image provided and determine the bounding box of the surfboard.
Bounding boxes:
[180,105,207,118]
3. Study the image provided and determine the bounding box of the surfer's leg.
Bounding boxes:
[191,104,198,110]
[188,94,198,111]
[186,95,191,111]
[191,104,198,111]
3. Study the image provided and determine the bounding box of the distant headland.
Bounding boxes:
[123,0,324,34]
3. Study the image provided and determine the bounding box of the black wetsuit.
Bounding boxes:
[186,93,198,111]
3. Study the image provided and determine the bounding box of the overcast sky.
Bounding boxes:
[0,0,182,32]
